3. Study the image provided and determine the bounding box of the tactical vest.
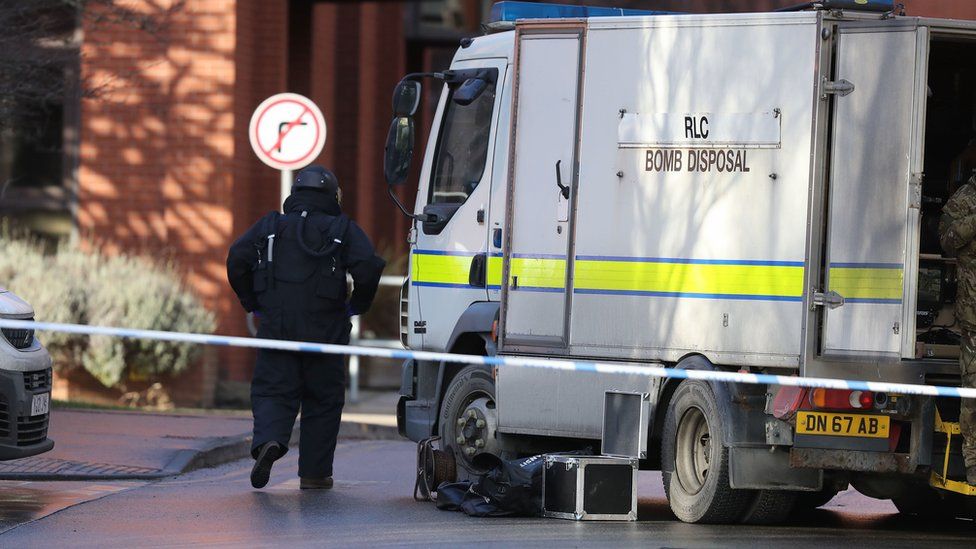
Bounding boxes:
[251,210,351,342]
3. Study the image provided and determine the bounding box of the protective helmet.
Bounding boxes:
[293,165,339,195]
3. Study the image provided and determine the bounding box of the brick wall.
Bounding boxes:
[904,0,976,18]
[224,0,288,384]
[79,0,249,393]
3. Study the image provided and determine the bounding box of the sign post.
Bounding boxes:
[248,93,327,209]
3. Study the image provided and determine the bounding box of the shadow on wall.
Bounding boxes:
[77,0,237,316]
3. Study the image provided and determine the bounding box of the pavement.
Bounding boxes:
[1,440,974,547]
[0,390,399,481]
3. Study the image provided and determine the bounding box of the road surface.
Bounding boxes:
[0,440,972,547]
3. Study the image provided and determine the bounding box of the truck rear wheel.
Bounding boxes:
[438,365,499,482]
[792,487,839,511]
[892,486,973,520]
[740,490,796,525]
[662,380,752,524]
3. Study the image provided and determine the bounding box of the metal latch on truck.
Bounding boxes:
[812,290,845,309]
[820,78,855,100]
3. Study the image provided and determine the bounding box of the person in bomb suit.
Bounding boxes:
[227,165,386,489]
[939,172,976,485]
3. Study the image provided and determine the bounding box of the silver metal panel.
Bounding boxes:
[900,29,929,359]
[729,447,822,491]
[569,20,819,367]
[822,28,924,359]
[497,357,660,438]
[501,32,581,345]
[602,391,650,459]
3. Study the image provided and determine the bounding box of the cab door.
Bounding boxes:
[407,59,507,351]
[500,27,583,352]
[820,25,928,359]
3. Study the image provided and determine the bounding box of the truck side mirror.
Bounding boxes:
[384,116,415,186]
[452,78,487,106]
[393,80,422,116]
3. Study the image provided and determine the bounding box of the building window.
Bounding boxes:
[0,3,79,234]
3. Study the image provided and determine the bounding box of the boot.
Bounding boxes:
[250,441,283,489]
[300,476,334,490]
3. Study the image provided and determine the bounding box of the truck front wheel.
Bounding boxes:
[662,380,752,523]
[438,365,499,481]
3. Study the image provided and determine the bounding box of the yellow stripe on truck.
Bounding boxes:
[828,265,903,303]
[412,251,808,301]
[410,253,473,287]
[574,260,803,298]
[508,257,567,289]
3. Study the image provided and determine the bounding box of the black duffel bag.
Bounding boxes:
[470,453,546,517]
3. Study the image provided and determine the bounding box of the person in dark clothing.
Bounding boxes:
[226,165,386,489]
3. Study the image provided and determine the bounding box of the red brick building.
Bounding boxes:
[2,0,975,403]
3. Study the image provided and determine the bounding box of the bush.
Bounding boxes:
[0,236,215,388]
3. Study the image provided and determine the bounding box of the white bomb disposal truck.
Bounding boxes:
[385,1,976,523]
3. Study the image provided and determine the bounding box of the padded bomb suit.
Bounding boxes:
[939,175,976,478]
[227,189,385,479]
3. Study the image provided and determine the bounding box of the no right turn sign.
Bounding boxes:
[248,93,327,171]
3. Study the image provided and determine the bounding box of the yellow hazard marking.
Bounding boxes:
[410,253,475,287]
[413,252,806,299]
[509,257,567,289]
[575,260,803,297]
[828,267,903,302]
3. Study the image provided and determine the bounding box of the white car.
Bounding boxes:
[0,288,54,459]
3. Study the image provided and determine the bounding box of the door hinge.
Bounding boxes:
[407,226,418,245]
[821,78,855,100]
[812,290,845,309]
[909,172,924,210]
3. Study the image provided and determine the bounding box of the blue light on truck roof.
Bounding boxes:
[488,1,674,24]
[487,0,897,25]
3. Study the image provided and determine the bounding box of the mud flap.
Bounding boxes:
[729,446,822,491]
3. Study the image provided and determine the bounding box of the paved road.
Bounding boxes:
[0,440,972,547]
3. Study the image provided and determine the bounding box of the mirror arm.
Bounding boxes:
[403,72,446,83]
[388,186,433,222]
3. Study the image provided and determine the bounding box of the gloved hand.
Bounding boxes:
[345,303,358,318]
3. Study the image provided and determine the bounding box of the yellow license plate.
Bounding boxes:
[795,411,890,438]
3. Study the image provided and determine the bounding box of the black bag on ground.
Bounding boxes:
[430,449,593,518]
[435,481,515,517]
[434,481,471,512]
[471,453,546,517]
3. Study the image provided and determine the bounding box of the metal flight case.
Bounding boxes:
[542,454,638,521]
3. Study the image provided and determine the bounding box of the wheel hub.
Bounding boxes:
[675,406,711,496]
[453,396,499,462]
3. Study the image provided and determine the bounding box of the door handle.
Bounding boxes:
[555,160,570,199]
[469,253,487,288]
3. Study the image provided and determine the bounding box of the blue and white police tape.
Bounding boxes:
[2,318,975,399]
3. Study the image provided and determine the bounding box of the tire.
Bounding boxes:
[741,490,797,525]
[892,486,966,520]
[792,487,839,511]
[662,380,753,524]
[437,365,497,482]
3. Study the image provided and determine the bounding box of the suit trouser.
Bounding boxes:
[251,349,346,478]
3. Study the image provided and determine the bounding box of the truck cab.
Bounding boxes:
[387,0,976,523]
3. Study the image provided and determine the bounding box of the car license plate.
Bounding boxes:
[795,411,889,438]
[31,393,50,416]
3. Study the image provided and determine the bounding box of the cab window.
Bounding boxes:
[428,69,497,206]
